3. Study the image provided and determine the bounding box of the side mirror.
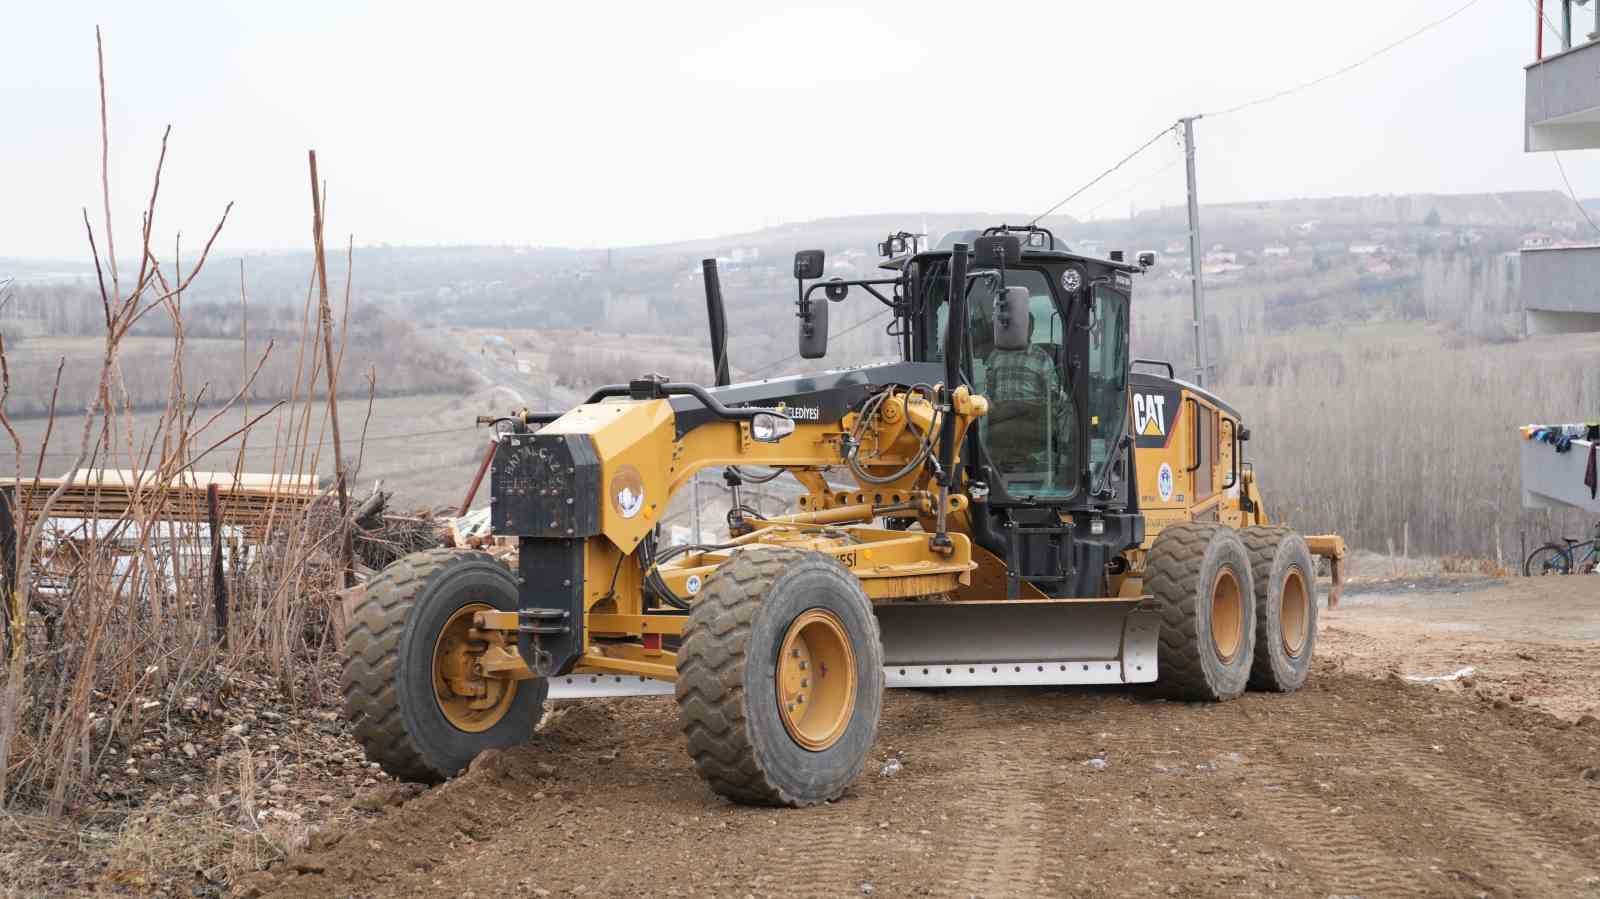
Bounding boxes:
[1136,251,1157,270]
[993,286,1031,351]
[793,250,825,280]
[974,235,1022,269]
[798,292,829,359]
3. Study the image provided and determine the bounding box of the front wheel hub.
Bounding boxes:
[776,609,857,751]
[433,602,518,733]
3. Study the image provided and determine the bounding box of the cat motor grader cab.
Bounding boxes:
[340,226,1345,806]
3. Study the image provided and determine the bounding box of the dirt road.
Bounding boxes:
[258,577,1600,898]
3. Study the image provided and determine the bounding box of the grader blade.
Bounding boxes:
[873,599,1160,688]
[546,673,676,699]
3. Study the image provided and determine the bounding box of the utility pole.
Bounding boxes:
[1181,116,1207,387]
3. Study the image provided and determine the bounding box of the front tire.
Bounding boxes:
[342,548,547,783]
[675,548,883,807]
[1146,523,1257,701]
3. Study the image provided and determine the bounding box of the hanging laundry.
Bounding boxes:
[1588,442,1598,501]
[1523,422,1599,455]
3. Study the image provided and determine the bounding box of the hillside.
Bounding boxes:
[1131,189,1585,230]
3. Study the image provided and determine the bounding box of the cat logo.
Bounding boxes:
[1133,393,1167,437]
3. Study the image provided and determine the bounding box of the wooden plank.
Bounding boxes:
[0,469,320,538]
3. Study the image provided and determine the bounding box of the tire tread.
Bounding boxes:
[340,547,500,783]
[1145,522,1253,701]
[674,548,879,807]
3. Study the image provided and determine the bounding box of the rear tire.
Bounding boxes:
[1241,527,1317,692]
[342,548,547,783]
[676,548,883,807]
[1523,542,1573,576]
[1146,523,1256,701]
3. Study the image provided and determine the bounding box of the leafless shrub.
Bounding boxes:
[0,29,370,814]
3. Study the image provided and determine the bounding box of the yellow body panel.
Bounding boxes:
[536,387,988,674]
[1130,380,1344,595]
[1132,387,1248,545]
[538,400,677,553]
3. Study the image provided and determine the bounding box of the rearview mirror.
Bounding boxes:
[974,235,1022,269]
[993,286,1031,351]
[798,293,829,359]
[793,250,825,280]
[1136,251,1157,270]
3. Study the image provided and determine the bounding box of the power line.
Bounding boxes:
[3,425,476,459]
[1553,152,1600,235]
[1519,0,1599,235]
[1029,0,1489,228]
[1521,0,1565,44]
[1204,0,1484,118]
[1078,154,1185,221]
[743,307,894,381]
[1027,0,1487,226]
[1029,126,1177,224]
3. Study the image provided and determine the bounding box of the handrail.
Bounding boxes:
[583,382,789,426]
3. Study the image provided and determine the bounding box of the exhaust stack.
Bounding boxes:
[701,258,731,386]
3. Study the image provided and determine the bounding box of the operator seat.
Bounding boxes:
[984,312,1057,479]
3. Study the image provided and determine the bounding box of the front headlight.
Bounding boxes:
[750,412,795,444]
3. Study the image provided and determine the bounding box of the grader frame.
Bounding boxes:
[342,230,1342,806]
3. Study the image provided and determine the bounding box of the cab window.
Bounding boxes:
[928,267,1078,500]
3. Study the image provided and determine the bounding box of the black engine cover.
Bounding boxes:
[490,432,602,538]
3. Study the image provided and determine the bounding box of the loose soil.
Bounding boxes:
[246,575,1600,899]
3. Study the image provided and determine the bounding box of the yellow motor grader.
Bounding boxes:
[341,227,1345,806]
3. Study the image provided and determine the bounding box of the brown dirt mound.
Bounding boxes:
[250,669,1600,898]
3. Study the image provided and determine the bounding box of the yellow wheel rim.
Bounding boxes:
[1280,568,1310,658]
[1209,569,1244,663]
[776,609,857,751]
[433,602,517,733]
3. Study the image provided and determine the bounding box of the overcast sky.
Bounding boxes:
[4,0,1597,259]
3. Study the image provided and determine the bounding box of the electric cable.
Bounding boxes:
[742,306,895,380]
[1520,0,1600,236]
[1024,0,1487,224]
[1554,152,1600,235]
[1203,0,1485,118]
[8,424,477,460]
[1029,126,1178,225]
[1076,154,1184,221]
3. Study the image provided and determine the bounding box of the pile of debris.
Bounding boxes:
[443,506,516,563]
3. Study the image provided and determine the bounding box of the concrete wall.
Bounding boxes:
[1526,40,1600,150]
[1522,436,1600,515]
[1521,245,1600,334]
[1529,309,1600,334]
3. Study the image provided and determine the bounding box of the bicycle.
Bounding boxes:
[1523,522,1600,576]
